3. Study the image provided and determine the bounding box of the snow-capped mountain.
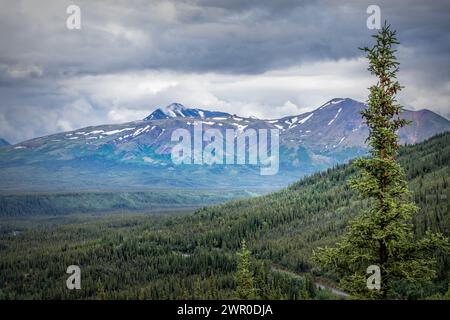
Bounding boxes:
[144,103,231,120]
[0,98,448,191]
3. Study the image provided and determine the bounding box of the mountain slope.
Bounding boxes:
[0,138,9,147]
[0,99,448,191]
[281,98,450,151]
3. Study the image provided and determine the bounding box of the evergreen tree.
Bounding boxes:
[313,23,449,299]
[235,240,257,299]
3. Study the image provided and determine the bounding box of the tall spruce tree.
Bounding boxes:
[313,23,449,299]
[235,240,257,299]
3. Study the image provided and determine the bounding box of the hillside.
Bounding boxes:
[152,131,450,293]
[0,133,448,299]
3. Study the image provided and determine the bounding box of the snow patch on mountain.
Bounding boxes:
[328,108,342,125]
[133,125,151,137]
[162,103,185,117]
[274,124,284,130]
[104,127,135,136]
[298,113,313,124]
[319,98,346,109]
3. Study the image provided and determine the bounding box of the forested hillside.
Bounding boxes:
[0,133,448,299]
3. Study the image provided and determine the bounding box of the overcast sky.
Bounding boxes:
[0,0,449,143]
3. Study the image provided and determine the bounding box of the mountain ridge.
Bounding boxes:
[144,102,232,121]
[5,98,449,145]
[0,98,448,191]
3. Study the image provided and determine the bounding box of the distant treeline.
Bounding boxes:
[0,190,256,216]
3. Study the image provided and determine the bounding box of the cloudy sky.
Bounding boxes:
[0,0,449,143]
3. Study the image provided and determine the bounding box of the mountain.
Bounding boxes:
[144,102,231,120]
[0,138,10,147]
[0,98,448,192]
[277,98,450,151]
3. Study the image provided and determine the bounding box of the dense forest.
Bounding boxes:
[0,132,448,299]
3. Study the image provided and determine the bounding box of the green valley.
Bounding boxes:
[0,132,448,299]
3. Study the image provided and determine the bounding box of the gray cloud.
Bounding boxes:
[0,0,449,143]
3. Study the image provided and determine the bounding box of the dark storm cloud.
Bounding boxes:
[2,0,447,75]
[0,0,449,143]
